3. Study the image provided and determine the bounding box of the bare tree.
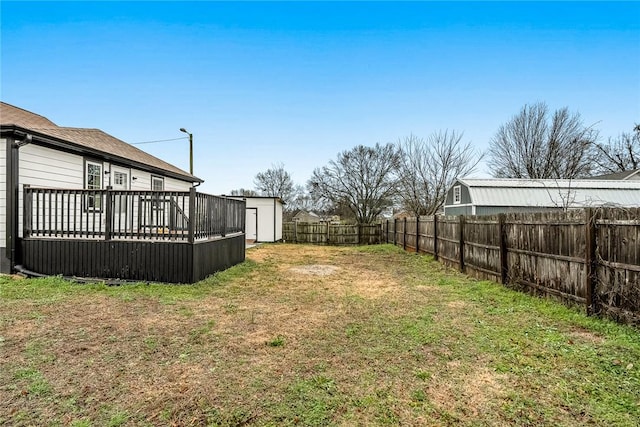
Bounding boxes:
[592,125,640,174]
[229,188,258,197]
[253,163,296,206]
[488,102,598,179]
[308,143,399,224]
[396,131,482,216]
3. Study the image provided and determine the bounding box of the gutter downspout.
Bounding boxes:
[6,133,32,272]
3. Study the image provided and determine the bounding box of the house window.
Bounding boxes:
[150,176,165,213]
[453,185,461,204]
[85,160,102,210]
[114,172,126,187]
[151,176,164,191]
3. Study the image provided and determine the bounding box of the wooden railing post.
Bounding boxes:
[585,207,597,315]
[459,215,465,272]
[222,197,227,237]
[433,215,439,260]
[499,213,508,284]
[403,217,407,250]
[23,185,32,238]
[104,186,112,241]
[415,215,420,253]
[188,187,196,243]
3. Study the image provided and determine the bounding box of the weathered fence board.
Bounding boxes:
[595,208,640,324]
[283,222,382,246]
[384,208,640,326]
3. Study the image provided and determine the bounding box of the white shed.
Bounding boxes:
[229,196,283,243]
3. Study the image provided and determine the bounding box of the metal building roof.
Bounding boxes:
[457,178,640,208]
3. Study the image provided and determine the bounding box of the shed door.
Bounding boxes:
[246,208,257,242]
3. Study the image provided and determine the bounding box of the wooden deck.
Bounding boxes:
[19,187,246,283]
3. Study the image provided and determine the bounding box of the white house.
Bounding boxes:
[228,196,283,243]
[0,101,202,273]
[443,178,640,216]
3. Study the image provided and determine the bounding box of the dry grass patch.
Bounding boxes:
[1,243,638,426]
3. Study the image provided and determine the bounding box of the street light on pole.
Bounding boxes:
[179,128,193,175]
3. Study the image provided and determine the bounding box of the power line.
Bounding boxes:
[131,136,188,145]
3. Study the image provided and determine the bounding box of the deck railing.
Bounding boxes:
[23,186,245,242]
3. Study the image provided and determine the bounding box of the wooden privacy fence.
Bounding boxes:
[383,208,640,326]
[283,222,382,245]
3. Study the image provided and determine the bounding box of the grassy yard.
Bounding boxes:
[1,244,639,426]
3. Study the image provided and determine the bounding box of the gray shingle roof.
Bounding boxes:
[0,102,58,128]
[1,102,200,182]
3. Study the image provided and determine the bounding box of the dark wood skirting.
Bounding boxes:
[20,234,245,284]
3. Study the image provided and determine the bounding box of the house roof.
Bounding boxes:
[0,102,58,128]
[456,178,640,208]
[0,102,201,183]
[293,209,320,218]
[591,169,640,180]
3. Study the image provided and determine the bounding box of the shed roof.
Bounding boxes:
[590,169,640,180]
[457,178,640,208]
[0,102,201,183]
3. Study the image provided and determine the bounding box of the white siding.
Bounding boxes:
[274,201,283,241]
[17,145,87,237]
[243,197,283,242]
[11,144,193,238]
[129,171,192,192]
[0,139,6,244]
[165,176,192,191]
[20,145,85,189]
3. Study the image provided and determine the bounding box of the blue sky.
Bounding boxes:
[2,1,639,194]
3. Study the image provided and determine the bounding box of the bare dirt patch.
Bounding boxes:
[568,328,606,344]
[289,264,340,276]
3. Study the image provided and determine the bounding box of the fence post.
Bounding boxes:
[403,217,407,250]
[393,218,397,246]
[499,213,508,284]
[294,221,298,243]
[104,186,112,241]
[433,215,438,260]
[415,215,420,253]
[585,207,597,315]
[459,215,465,272]
[385,220,389,244]
[188,187,196,243]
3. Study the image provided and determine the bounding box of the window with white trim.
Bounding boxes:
[151,176,164,191]
[453,185,461,204]
[85,160,102,210]
[114,171,126,187]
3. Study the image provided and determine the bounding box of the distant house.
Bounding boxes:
[443,178,640,216]
[591,169,640,181]
[228,196,283,243]
[0,102,245,282]
[293,210,322,223]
